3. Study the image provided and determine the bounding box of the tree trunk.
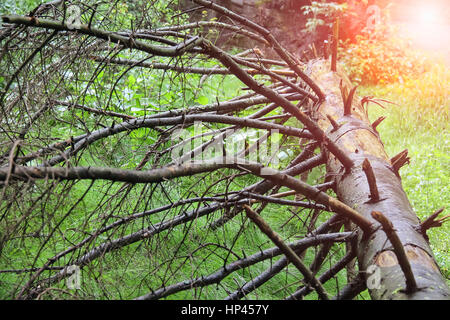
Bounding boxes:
[309,60,450,299]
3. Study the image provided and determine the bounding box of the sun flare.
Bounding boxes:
[416,5,442,24]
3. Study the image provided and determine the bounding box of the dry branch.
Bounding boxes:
[1,15,203,57]
[243,204,330,300]
[371,211,418,293]
[134,230,353,300]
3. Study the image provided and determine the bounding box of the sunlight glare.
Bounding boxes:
[397,2,450,56]
[417,5,440,24]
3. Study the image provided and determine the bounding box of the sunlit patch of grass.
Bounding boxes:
[360,61,449,285]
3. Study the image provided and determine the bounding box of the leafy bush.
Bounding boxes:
[302,1,347,33]
[301,1,433,85]
[338,23,432,85]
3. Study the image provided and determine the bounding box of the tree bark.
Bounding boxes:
[308,60,450,299]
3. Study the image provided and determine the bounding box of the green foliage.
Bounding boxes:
[0,0,42,15]
[339,23,433,85]
[303,1,433,85]
[302,0,348,33]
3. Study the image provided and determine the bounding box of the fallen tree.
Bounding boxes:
[0,0,448,300]
[308,60,449,299]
